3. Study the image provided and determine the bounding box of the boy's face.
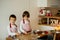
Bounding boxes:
[10,17,16,24]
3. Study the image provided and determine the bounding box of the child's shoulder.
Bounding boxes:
[27,20,30,22]
[20,20,23,23]
[20,20,23,22]
[7,24,10,28]
[14,24,17,27]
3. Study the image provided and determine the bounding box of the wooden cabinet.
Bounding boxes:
[37,0,60,7]
[56,33,60,40]
[48,0,60,7]
[38,16,60,25]
[37,0,47,7]
[38,7,60,25]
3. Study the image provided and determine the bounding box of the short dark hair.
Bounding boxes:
[22,11,30,18]
[9,14,16,20]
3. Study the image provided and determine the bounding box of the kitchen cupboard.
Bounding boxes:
[37,0,60,7]
[37,0,47,7]
[48,0,60,7]
[38,7,60,25]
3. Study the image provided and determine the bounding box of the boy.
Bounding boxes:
[7,14,20,40]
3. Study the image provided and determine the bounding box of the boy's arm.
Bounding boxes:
[7,26,16,36]
[17,26,21,33]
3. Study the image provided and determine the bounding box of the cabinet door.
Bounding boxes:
[48,0,60,7]
[37,0,47,7]
[58,0,60,7]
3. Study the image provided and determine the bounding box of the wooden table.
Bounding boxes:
[6,34,51,40]
[54,32,60,40]
[53,31,60,40]
[17,33,50,40]
[6,33,38,40]
[17,34,38,40]
[6,32,51,40]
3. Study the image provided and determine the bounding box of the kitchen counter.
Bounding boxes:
[6,33,38,40]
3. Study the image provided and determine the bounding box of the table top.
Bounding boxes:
[16,33,48,40]
[17,34,38,40]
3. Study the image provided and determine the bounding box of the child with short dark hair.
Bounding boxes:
[7,14,20,39]
[20,11,31,34]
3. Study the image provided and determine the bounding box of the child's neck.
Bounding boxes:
[23,19,28,20]
[10,23,15,25]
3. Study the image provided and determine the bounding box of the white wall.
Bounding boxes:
[0,0,38,40]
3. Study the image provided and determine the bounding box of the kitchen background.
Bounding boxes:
[0,0,60,40]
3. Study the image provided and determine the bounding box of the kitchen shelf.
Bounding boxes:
[38,15,60,25]
[38,7,60,25]
[38,16,60,19]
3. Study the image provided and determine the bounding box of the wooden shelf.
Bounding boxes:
[38,16,60,19]
[39,24,51,26]
[38,7,60,25]
[38,16,60,25]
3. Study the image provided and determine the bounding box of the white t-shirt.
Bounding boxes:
[7,24,20,36]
